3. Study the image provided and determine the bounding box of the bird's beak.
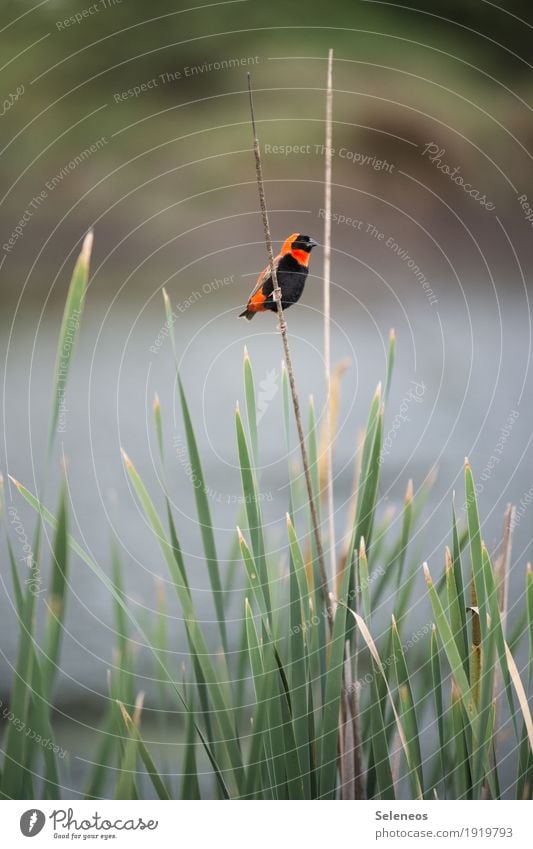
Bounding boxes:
[308,238,318,248]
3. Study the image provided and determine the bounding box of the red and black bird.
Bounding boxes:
[239,233,318,320]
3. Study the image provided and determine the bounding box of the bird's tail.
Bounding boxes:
[238,308,255,320]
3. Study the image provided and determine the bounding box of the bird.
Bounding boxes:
[239,233,318,320]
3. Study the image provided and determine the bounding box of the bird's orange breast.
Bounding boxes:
[290,248,311,266]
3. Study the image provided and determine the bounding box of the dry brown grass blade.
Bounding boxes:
[119,692,145,729]
[504,641,533,751]
[319,359,350,498]
[305,359,350,581]
[495,503,514,628]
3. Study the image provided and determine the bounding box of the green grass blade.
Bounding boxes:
[354,385,383,552]
[470,577,482,710]
[423,563,476,719]
[286,514,311,626]
[1,588,35,797]
[181,676,201,800]
[244,600,280,798]
[84,711,118,799]
[23,654,61,799]
[516,719,533,799]
[287,519,311,797]
[465,462,488,641]
[481,543,518,741]
[266,649,305,800]
[224,510,246,595]
[318,562,351,798]
[368,671,395,799]
[445,546,468,675]
[391,616,424,797]
[48,231,92,447]
[350,609,422,799]
[423,562,493,794]
[11,474,234,798]
[430,626,448,797]
[115,734,138,800]
[484,708,500,799]
[162,288,178,366]
[358,537,371,622]
[14,232,94,801]
[451,682,472,799]
[111,537,129,658]
[121,451,242,789]
[3,519,24,616]
[1,476,24,614]
[451,496,468,675]
[41,480,69,701]
[118,701,171,800]
[243,347,259,466]
[394,479,414,592]
[0,512,60,799]
[235,404,271,615]
[178,378,227,651]
[240,538,305,799]
[238,529,270,626]
[358,383,381,494]
[473,566,497,794]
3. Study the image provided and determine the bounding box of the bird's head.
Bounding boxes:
[281,233,318,264]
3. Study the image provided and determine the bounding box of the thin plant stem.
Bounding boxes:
[322,49,352,798]
[323,48,337,589]
[246,73,331,624]
[323,52,365,800]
